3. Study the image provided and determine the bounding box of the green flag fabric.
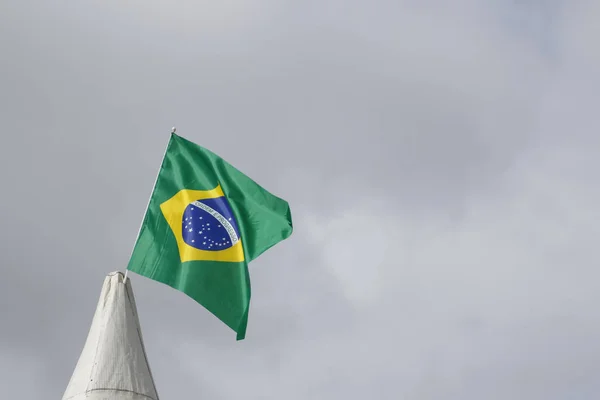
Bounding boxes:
[127,133,293,340]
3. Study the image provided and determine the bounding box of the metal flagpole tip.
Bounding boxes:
[171,127,176,133]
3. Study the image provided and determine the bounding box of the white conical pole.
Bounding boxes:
[62,272,159,400]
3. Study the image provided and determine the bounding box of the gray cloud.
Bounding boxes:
[1,0,599,398]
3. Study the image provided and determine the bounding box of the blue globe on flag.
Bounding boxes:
[181,196,241,251]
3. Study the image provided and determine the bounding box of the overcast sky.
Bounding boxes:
[1,1,599,399]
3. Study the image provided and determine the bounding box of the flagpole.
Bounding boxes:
[124,127,176,284]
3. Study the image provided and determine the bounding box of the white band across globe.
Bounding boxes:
[191,200,240,246]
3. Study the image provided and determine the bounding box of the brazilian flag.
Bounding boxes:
[127,133,293,340]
